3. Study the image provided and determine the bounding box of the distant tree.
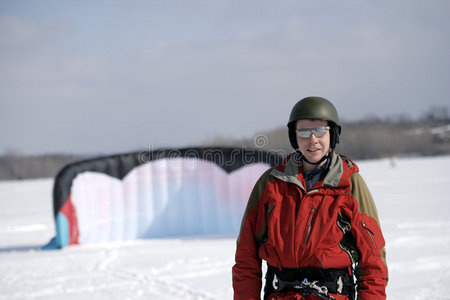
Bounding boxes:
[422,106,449,126]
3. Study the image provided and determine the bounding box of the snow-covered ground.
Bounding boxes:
[1,156,449,299]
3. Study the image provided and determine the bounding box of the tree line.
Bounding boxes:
[1,107,448,180]
[0,154,80,181]
[205,107,450,160]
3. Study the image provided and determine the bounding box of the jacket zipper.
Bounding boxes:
[304,208,316,245]
[362,221,378,250]
[336,215,355,264]
[338,243,355,265]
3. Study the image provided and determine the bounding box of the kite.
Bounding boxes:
[44,147,283,249]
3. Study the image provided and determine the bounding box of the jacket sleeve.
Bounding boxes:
[232,169,272,300]
[350,172,388,300]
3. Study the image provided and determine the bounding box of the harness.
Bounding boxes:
[264,265,356,300]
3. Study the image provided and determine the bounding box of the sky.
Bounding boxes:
[1,0,449,155]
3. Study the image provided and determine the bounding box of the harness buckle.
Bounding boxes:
[265,265,354,300]
[272,274,279,290]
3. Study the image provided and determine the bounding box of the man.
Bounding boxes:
[232,96,388,300]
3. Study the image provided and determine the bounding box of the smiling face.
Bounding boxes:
[296,119,331,170]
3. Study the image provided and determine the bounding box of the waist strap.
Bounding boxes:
[264,265,356,300]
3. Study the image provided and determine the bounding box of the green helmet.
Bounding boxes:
[287,96,342,150]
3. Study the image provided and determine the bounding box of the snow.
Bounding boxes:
[1,156,450,299]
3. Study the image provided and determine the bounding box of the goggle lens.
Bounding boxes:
[296,126,330,139]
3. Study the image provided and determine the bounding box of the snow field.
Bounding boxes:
[1,156,450,299]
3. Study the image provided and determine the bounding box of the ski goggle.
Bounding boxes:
[295,126,331,139]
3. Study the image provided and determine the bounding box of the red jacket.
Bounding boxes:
[232,152,388,300]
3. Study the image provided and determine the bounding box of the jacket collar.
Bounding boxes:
[269,151,349,191]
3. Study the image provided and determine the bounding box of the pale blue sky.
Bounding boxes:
[1,0,449,155]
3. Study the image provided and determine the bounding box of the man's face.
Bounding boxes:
[295,119,331,164]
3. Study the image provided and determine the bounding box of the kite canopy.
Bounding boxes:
[44,147,283,249]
